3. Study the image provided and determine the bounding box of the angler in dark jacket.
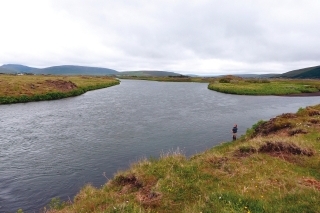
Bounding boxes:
[232,124,238,141]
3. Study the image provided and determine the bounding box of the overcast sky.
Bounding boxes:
[0,0,320,75]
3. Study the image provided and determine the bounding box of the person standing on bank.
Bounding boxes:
[232,124,238,141]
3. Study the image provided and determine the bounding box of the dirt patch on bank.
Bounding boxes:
[233,142,314,161]
[258,142,314,156]
[251,111,320,137]
[43,79,77,92]
[112,174,162,208]
[301,178,320,191]
[253,114,295,137]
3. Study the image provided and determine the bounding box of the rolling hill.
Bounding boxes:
[1,64,319,78]
[34,65,118,75]
[0,67,17,74]
[0,64,37,73]
[278,65,320,79]
[0,64,118,75]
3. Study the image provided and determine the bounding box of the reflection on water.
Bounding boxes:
[0,79,319,212]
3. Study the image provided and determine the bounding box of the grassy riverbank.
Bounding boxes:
[208,78,320,95]
[0,74,119,104]
[41,104,320,213]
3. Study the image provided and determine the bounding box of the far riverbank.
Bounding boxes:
[208,77,320,96]
[0,74,120,104]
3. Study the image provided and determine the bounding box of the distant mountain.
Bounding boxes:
[0,64,118,75]
[259,74,278,78]
[278,65,320,79]
[0,67,17,73]
[34,65,118,75]
[118,70,183,77]
[0,64,38,73]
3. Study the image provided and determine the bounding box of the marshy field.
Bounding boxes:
[208,77,320,96]
[0,74,119,104]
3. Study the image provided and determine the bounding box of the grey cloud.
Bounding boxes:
[1,0,320,74]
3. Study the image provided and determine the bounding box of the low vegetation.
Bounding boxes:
[39,104,320,213]
[208,77,320,95]
[0,74,119,104]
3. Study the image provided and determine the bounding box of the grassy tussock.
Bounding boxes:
[0,74,119,104]
[40,104,320,213]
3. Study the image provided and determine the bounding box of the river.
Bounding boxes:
[0,79,319,212]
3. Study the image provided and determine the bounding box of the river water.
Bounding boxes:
[0,79,319,212]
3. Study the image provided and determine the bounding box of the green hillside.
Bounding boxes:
[0,64,118,75]
[0,64,37,73]
[279,66,320,79]
[35,65,118,75]
[0,67,17,73]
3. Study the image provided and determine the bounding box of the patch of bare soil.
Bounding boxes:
[136,187,162,208]
[252,113,299,138]
[112,174,161,208]
[280,113,298,119]
[288,129,308,136]
[301,178,320,191]
[258,142,314,156]
[113,174,142,189]
[234,146,256,158]
[306,107,320,116]
[206,156,229,168]
[44,79,77,91]
[309,118,320,124]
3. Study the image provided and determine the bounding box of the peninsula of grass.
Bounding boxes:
[208,77,320,96]
[0,74,119,104]
[37,104,320,213]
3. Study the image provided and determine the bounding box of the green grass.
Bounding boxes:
[0,74,120,104]
[39,104,320,213]
[208,78,320,95]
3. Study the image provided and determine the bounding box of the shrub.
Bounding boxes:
[219,78,231,83]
